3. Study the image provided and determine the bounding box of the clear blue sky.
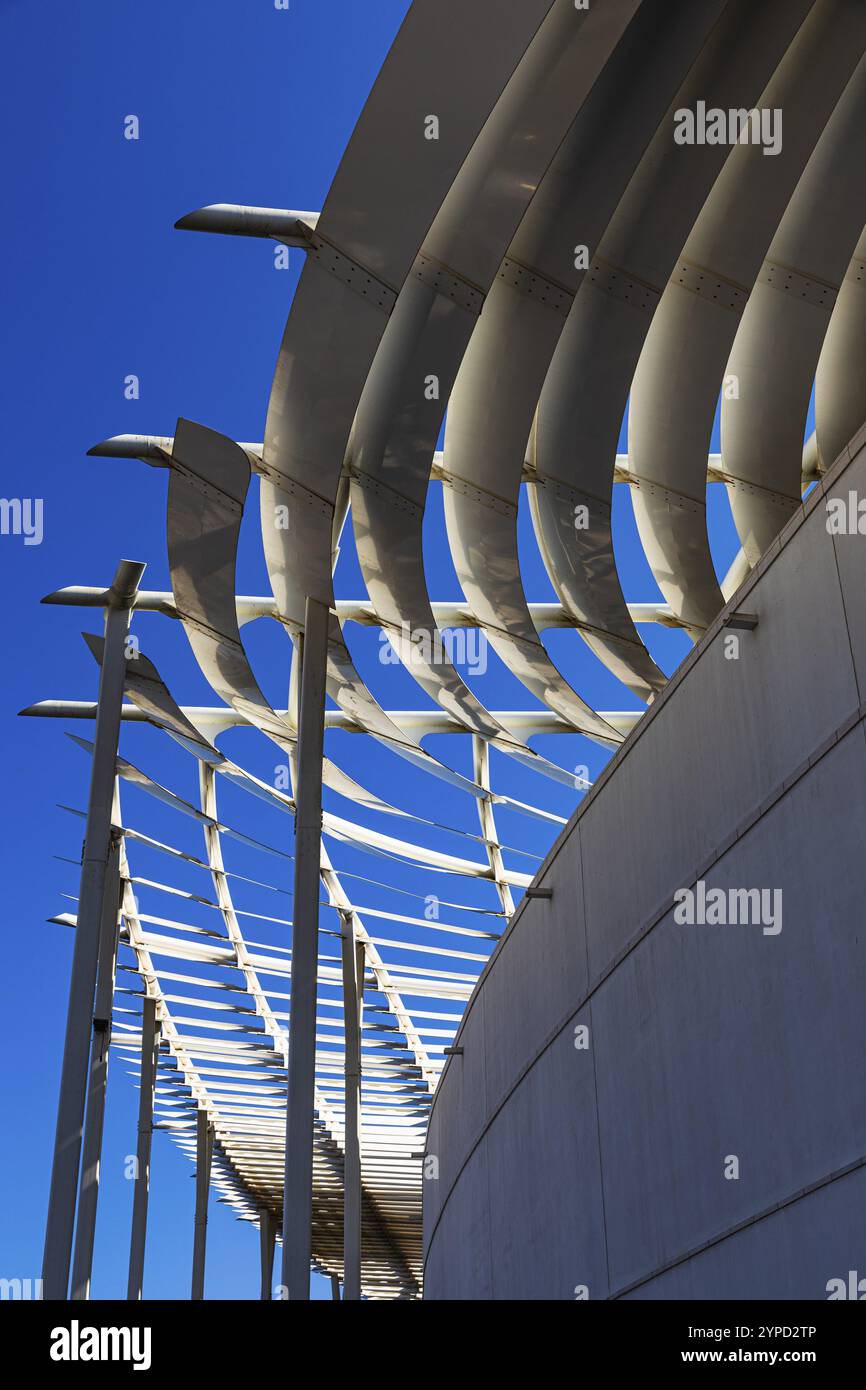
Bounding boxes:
[0,0,806,1300]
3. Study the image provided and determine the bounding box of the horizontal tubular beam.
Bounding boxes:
[174,203,319,245]
[87,432,824,489]
[39,587,684,631]
[22,702,641,738]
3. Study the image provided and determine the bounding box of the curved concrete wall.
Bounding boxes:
[423,424,866,1300]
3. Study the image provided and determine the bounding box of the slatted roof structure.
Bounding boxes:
[30,0,866,1300]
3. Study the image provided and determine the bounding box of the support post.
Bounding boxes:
[191,1108,213,1300]
[259,1208,276,1300]
[340,919,363,1301]
[42,559,145,1299]
[127,995,160,1300]
[69,827,123,1300]
[281,597,329,1300]
[331,1274,341,1301]
[472,736,515,918]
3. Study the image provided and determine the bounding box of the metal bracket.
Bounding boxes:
[587,258,661,314]
[759,259,838,311]
[673,259,749,314]
[723,612,759,631]
[438,468,517,519]
[497,257,573,315]
[414,253,484,316]
[308,233,397,314]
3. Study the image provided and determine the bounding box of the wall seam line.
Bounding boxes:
[424,710,866,1264]
[609,1152,866,1299]
[578,824,612,1297]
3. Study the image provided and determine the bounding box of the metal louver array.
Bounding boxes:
[30,0,866,1299]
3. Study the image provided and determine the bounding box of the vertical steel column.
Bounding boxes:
[281,597,329,1299]
[42,559,145,1300]
[69,826,123,1300]
[259,1208,276,1300]
[127,995,160,1300]
[191,1107,213,1300]
[472,736,515,917]
[340,918,363,1300]
[331,1274,341,1301]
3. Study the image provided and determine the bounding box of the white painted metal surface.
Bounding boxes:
[32,0,866,1300]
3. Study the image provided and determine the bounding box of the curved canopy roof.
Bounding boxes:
[32,0,866,1296]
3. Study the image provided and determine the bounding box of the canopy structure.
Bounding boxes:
[29,0,866,1299]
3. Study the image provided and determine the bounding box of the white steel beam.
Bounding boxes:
[42,559,144,1300]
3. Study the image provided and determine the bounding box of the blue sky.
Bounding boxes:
[0,0,811,1300]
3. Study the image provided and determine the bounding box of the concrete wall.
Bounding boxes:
[423,425,866,1300]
